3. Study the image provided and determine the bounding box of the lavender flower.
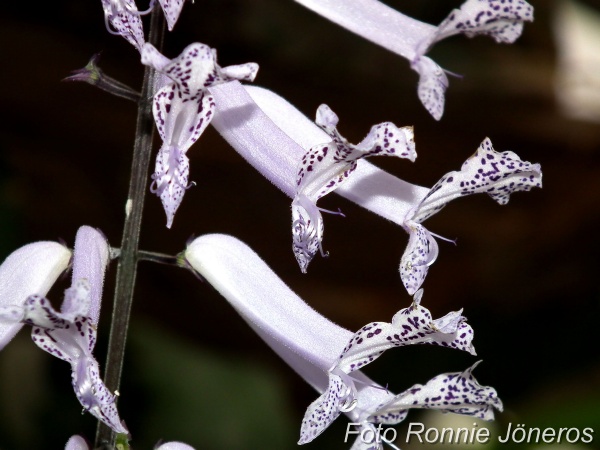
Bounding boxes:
[0,226,127,434]
[185,234,501,449]
[142,43,258,227]
[292,104,416,272]
[399,138,542,294]
[294,0,533,119]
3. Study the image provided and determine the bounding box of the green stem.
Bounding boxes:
[94,9,165,449]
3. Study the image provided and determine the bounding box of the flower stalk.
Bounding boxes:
[94,7,165,448]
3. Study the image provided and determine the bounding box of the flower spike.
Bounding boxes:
[400,138,542,294]
[294,0,533,119]
[142,43,258,228]
[292,104,416,272]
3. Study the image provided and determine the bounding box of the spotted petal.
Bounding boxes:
[413,138,542,223]
[101,0,145,52]
[150,144,191,228]
[335,290,475,375]
[431,0,534,47]
[299,373,346,444]
[369,362,503,423]
[399,221,439,295]
[157,0,185,31]
[411,56,449,121]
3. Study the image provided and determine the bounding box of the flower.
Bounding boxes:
[399,138,542,294]
[0,226,127,434]
[294,0,533,119]
[184,234,501,449]
[209,81,429,232]
[292,104,416,272]
[100,0,145,52]
[141,43,259,227]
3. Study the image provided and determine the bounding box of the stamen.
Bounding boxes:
[317,206,346,217]
[429,231,457,245]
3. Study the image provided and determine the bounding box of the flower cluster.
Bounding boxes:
[0,0,540,448]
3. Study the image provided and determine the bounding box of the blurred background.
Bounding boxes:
[1,0,599,449]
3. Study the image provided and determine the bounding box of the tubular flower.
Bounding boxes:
[292,104,416,272]
[0,227,127,434]
[210,82,429,218]
[294,0,533,119]
[142,43,259,228]
[184,234,501,449]
[399,138,542,294]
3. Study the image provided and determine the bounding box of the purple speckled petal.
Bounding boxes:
[31,306,127,433]
[219,63,260,83]
[411,56,449,121]
[334,290,475,375]
[431,0,534,46]
[100,0,145,52]
[23,280,91,330]
[399,221,439,295]
[291,193,324,274]
[150,144,191,229]
[413,138,542,223]
[72,355,128,434]
[292,104,416,272]
[369,362,503,422]
[157,0,185,31]
[299,373,346,444]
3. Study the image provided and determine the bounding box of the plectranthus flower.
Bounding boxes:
[292,104,416,272]
[142,43,259,228]
[294,0,533,119]
[100,0,146,52]
[399,138,542,294]
[0,226,127,434]
[184,234,501,449]
[209,81,429,234]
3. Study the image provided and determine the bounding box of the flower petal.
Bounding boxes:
[335,291,475,375]
[65,435,89,450]
[70,226,110,325]
[157,0,185,31]
[101,0,145,52]
[411,56,449,121]
[151,144,191,228]
[0,242,70,350]
[298,373,345,444]
[399,221,439,295]
[431,0,534,46]
[369,362,503,422]
[292,193,324,273]
[73,355,128,434]
[156,443,197,450]
[412,138,542,223]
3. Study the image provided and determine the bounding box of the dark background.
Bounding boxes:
[0,1,599,449]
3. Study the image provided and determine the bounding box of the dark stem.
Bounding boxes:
[95,9,165,449]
